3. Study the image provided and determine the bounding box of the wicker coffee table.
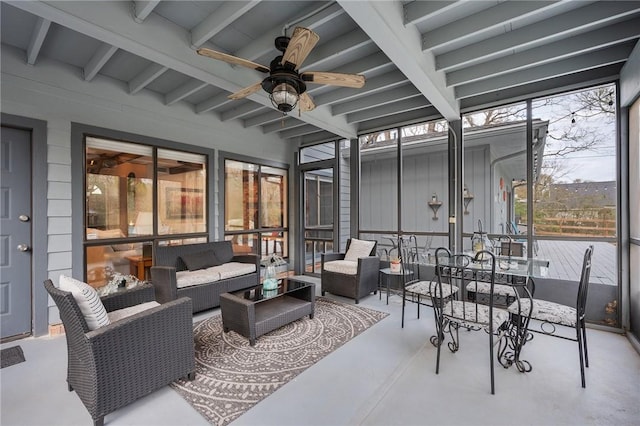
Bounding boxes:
[220,278,315,345]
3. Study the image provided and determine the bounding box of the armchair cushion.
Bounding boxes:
[344,239,376,262]
[180,250,220,271]
[107,301,161,322]
[59,275,110,330]
[323,260,358,275]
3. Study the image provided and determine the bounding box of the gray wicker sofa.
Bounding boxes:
[151,241,260,313]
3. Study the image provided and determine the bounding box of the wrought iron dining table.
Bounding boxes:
[436,254,549,373]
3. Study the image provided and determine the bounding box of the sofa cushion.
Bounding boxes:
[214,241,235,264]
[323,260,358,275]
[180,250,220,271]
[176,269,221,289]
[207,262,257,280]
[59,275,110,330]
[107,301,160,322]
[344,239,376,262]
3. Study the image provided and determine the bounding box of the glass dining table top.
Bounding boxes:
[422,254,550,279]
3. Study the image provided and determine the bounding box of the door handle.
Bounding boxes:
[17,244,30,252]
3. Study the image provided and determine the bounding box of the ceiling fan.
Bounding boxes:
[197,27,365,114]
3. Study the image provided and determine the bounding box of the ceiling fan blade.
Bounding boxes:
[228,82,263,100]
[282,27,319,69]
[301,71,365,88]
[197,48,269,74]
[299,92,315,112]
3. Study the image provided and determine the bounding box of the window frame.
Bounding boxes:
[219,151,289,261]
[71,123,215,284]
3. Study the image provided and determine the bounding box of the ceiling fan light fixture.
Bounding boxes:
[270,82,299,113]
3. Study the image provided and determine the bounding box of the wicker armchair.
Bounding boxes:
[321,239,380,304]
[44,280,195,426]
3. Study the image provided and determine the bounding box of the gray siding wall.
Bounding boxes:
[2,46,289,327]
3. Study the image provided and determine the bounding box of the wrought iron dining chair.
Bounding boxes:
[465,236,533,309]
[432,248,510,394]
[400,241,458,328]
[507,245,594,387]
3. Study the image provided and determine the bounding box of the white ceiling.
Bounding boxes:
[2,1,638,145]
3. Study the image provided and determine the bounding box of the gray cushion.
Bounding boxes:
[214,241,235,264]
[180,250,220,271]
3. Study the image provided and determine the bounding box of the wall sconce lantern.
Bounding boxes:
[427,192,442,220]
[463,185,474,215]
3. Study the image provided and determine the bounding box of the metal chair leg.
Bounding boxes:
[582,320,589,368]
[577,325,586,388]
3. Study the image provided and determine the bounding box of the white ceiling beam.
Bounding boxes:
[195,93,233,114]
[8,0,357,138]
[346,97,430,124]
[234,2,345,61]
[289,131,338,145]
[220,101,264,121]
[128,63,168,94]
[244,110,284,127]
[447,18,640,87]
[26,17,51,65]
[358,106,440,135]
[404,1,460,26]
[190,1,260,48]
[279,124,323,139]
[298,29,372,72]
[422,1,562,50]
[262,119,305,134]
[455,43,633,99]
[338,0,459,120]
[314,70,408,106]
[332,84,421,116]
[165,79,208,106]
[132,1,160,23]
[321,51,391,78]
[460,64,622,113]
[436,1,640,71]
[83,43,118,81]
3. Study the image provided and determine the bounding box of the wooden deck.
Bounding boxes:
[535,240,616,286]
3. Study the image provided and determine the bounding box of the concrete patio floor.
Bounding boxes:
[2,277,638,426]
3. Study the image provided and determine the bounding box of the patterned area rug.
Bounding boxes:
[171,297,388,426]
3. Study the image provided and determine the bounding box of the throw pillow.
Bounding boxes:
[181,250,219,271]
[344,238,376,262]
[214,241,235,264]
[58,275,110,330]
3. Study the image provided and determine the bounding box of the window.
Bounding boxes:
[359,122,451,258]
[84,137,207,288]
[462,102,528,248]
[224,159,288,262]
[359,129,398,255]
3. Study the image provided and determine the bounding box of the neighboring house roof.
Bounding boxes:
[545,181,616,208]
